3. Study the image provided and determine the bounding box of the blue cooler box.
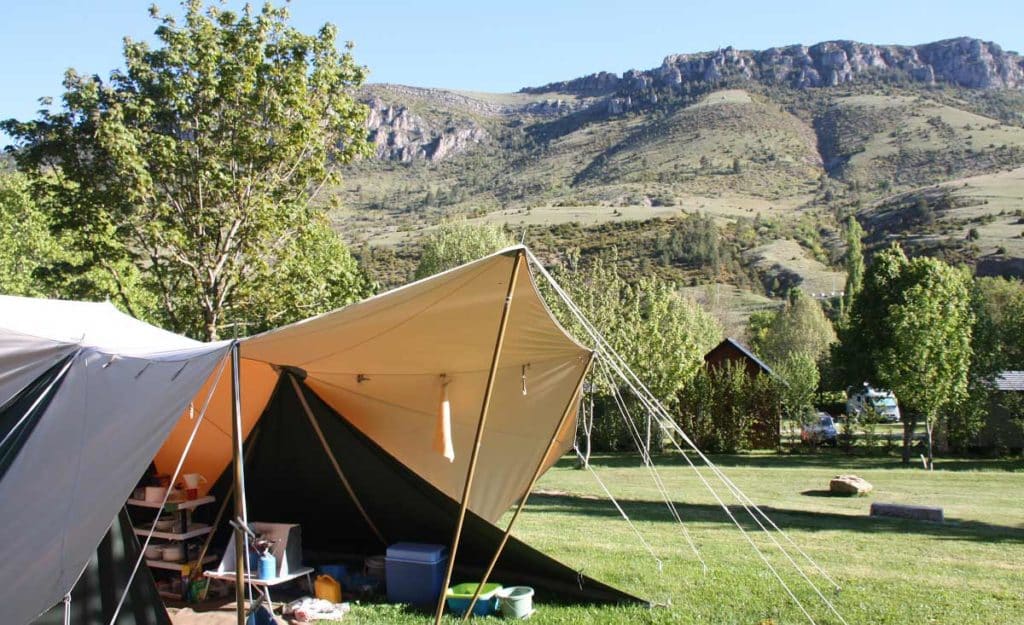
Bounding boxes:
[385,542,449,606]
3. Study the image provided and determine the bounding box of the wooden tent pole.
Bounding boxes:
[230,341,248,625]
[433,249,525,625]
[461,353,595,620]
[288,373,388,545]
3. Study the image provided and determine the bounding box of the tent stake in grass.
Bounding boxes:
[434,250,525,625]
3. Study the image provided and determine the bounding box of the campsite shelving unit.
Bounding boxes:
[127,496,218,599]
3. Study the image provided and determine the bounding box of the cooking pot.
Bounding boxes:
[155,516,176,532]
[144,486,167,503]
[162,544,184,561]
[144,543,164,560]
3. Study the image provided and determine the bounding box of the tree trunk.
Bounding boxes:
[576,394,593,470]
[901,413,918,466]
[644,411,652,456]
[925,416,934,470]
[203,304,219,342]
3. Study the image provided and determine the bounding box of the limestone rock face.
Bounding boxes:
[829,474,874,496]
[364,96,488,162]
[522,37,1024,96]
[521,70,621,96]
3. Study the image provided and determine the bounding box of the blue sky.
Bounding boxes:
[2,0,1022,127]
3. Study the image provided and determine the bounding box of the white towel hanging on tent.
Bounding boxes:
[434,378,455,462]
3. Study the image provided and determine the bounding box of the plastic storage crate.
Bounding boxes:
[446,582,503,616]
[385,542,448,606]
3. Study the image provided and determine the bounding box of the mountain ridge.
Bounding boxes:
[339,37,1024,296]
[521,37,1024,95]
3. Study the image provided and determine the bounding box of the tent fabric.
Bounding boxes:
[151,358,279,502]
[1,246,631,624]
[236,246,590,522]
[0,296,231,625]
[32,508,171,625]
[0,296,205,356]
[0,354,74,482]
[0,332,78,411]
[199,374,639,605]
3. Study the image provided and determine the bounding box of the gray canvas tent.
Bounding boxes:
[0,246,640,625]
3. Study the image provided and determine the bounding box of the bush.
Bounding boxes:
[677,363,781,453]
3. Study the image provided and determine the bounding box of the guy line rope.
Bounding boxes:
[527,249,847,625]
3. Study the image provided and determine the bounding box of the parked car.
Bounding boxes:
[846,385,901,423]
[801,412,838,446]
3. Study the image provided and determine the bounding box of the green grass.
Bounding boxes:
[863,166,1024,265]
[746,239,847,297]
[825,93,1024,191]
[680,283,780,337]
[331,452,1024,624]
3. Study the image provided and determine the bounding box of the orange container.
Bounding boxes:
[314,574,342,603]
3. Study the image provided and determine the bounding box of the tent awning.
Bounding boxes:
[155,246,591,522]
[1,245,597,623]
[0,297,231,625]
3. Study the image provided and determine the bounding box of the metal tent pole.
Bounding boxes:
[230,341,248,625]
[433,249,525,625]
[461,353,594,620]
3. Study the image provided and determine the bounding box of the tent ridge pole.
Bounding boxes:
[461,352,595,620]
[433,249,525,625]
[230,340,247,625]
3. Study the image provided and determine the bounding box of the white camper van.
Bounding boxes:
[846,385,901,422]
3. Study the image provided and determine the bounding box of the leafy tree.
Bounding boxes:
[233,217,374,334]
[911,197,935,226]
[949,277,1024,450]
[678,362,780,453]
[841,215,865,318]
[653,212,721,276]
[0,171,62,296]
[745,309,775,351]
[841,245,973,467]
[775,351,820,423]
[970,277,1024,377]
[550,251,723,451]
[3,1,372,340]
[414,220,515,280]
[832,244,910,390]
[753,289,836,367]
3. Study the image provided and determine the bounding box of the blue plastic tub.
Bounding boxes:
[319,564,348,582]
[385,542,448,606]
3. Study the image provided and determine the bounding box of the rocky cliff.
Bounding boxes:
[523,37,1024,95]
[363,37,1024,163]
[361,85,597,162]
[364,96,489,162]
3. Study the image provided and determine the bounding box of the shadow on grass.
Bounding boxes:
[526,492,1024,544]
[553,452,1024,473]
[799,489,841,497]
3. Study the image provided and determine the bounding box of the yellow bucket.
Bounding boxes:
[314,574,342,603]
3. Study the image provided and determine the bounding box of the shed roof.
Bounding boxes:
[704,337,774,376]
[994,371,1024,392]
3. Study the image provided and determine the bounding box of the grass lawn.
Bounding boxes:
[334,452,1023,625]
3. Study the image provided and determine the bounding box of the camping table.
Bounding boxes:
[205,567,315,609]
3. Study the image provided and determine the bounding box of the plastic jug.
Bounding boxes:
[258,552,276,581]
[315,574,342,603]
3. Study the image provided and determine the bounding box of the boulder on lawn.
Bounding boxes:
[829,474,873,496]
